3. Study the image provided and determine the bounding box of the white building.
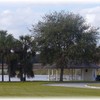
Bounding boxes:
[46,63,100,81]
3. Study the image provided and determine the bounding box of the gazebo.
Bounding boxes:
[45,63,100,81]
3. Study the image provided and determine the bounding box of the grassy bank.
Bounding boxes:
[0,82,100,97]
[88,83,100,87]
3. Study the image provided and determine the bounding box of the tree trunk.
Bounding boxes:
[8,65,11,82]
[60,66,64,82]
[24,73,26,82]
[1,54,4,82]
[19,64,23,82]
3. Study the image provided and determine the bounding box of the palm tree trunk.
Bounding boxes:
[8,65,11,82]
[1,54,4,82]
[24,73,26,81]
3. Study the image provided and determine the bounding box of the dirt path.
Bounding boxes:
[46,83,100,89]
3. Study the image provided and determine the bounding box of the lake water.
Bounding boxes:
[0,75,81,81]
[0,75,49,81]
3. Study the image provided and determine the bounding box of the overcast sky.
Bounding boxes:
[0,0,100,39]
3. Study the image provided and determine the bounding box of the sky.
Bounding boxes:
[0,0,100,39]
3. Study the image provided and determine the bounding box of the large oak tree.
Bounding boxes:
[32,11,99,81]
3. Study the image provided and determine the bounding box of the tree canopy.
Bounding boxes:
[0,11,99,82]
[32,11,99,81]
[0,30,36,81]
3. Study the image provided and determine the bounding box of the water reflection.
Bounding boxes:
[0,75,48,81]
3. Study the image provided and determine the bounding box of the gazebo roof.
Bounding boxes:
[67,63,100,69]
[44,63,100,69]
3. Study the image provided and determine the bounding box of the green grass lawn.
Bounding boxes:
[0,81,100,97]
[88,83,100,87]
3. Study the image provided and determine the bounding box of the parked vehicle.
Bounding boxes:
[96,75,100,81]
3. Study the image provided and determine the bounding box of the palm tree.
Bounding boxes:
[0,30,15,82]
[6,36,17,82]
[0,30,8,82]
[15,35,36,81]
